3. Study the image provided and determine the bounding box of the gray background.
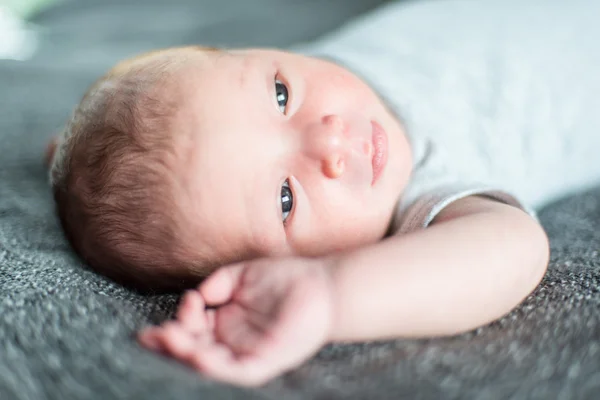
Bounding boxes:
[0,0,599,398]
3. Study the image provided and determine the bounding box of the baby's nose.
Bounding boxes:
[306,114,349,179]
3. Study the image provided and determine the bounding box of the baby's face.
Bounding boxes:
[170,48,412,263]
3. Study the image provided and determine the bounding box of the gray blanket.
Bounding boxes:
[1,0,599,399]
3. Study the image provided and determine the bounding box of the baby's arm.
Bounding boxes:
[139,195,549,386]
[329,195,549,341]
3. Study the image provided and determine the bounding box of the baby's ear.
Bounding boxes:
[45,137,58,168]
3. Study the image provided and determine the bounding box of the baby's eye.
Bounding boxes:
[275,79,289,114]
[280,179,293,224]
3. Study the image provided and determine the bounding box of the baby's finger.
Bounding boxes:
[160,324,213,361]
[199,264,245,306]
[206,308,216,331]
[137,327,168,354]
[176,290,209,334]
[191,347,276,387]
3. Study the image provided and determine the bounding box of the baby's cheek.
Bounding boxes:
[285,207,350,257]
[328,69,355,90]
[339,78,380,113]
[326,68,361,94]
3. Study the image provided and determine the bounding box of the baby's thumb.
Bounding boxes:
[199,264,245,306]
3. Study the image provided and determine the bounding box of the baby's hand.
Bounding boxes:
[138,257,336,387]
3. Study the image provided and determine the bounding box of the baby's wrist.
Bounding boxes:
[321,254,345,343]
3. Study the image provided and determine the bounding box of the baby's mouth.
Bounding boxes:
[370,120,388,186]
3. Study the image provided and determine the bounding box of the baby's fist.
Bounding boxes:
[140,256,336,386]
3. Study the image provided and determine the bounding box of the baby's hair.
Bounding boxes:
[50,47,218,292]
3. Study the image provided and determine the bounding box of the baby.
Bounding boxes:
[47,0,600,387]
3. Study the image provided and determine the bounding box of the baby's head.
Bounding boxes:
[50,46,412,292]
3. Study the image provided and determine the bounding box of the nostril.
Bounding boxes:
[330,157,345,178]
[321,154,345,179]
[323,115,344,131]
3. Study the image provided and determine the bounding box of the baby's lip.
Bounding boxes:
[370,120,388,186]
